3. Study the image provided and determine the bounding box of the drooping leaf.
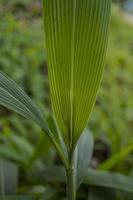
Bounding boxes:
[0,73,48,133]
[0,73,68,167]
[99,144,133,170]
[43,0,111,147]
[76,129,94,188]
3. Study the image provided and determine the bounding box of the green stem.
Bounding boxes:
[66,149,77,200]
[66,166,76,200]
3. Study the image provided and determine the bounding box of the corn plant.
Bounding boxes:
[2,0,132,199]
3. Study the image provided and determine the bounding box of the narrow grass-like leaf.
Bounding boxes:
[46,114,67,157]
[76,129,94,188]
[85,169,133,193]
[0,73,68,167]
[0,160,18,195]
[0,145,25,163]
[99,144,133,170]
[0,133,34,165]
[43,0,111,148]
[0,73,48,132]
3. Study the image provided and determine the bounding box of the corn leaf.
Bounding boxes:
[43,0,111,148]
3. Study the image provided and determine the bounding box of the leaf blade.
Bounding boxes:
[43,0,112,147]
[0,73,69,168]
[0,73,49,132]
[98,144,133,170]
[76,129,94,188]
[85,169,133,193]
[0,160,18,195]
[40,166,133,193]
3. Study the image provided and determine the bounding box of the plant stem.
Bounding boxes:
[66,148,77,200]
[66,166,76,200]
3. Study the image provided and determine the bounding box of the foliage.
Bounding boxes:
[0,0,50,170]
[90,6,133,173]
[0,1,132,200]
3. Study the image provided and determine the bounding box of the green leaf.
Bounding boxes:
[43,0,111,147]
[5,134,34,159]
[40,166,133,193]
[0,160,18,195]
[28,134,51,167]
[46,114,67,157]
[99,144,133,170]
[76,129,94,188]
[0,73,48,133]
[0,73,68,168]
[85,169,133,193]
[0,145,24,163]
[0,133,34,165]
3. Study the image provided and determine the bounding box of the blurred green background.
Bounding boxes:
[0,0,133,199]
